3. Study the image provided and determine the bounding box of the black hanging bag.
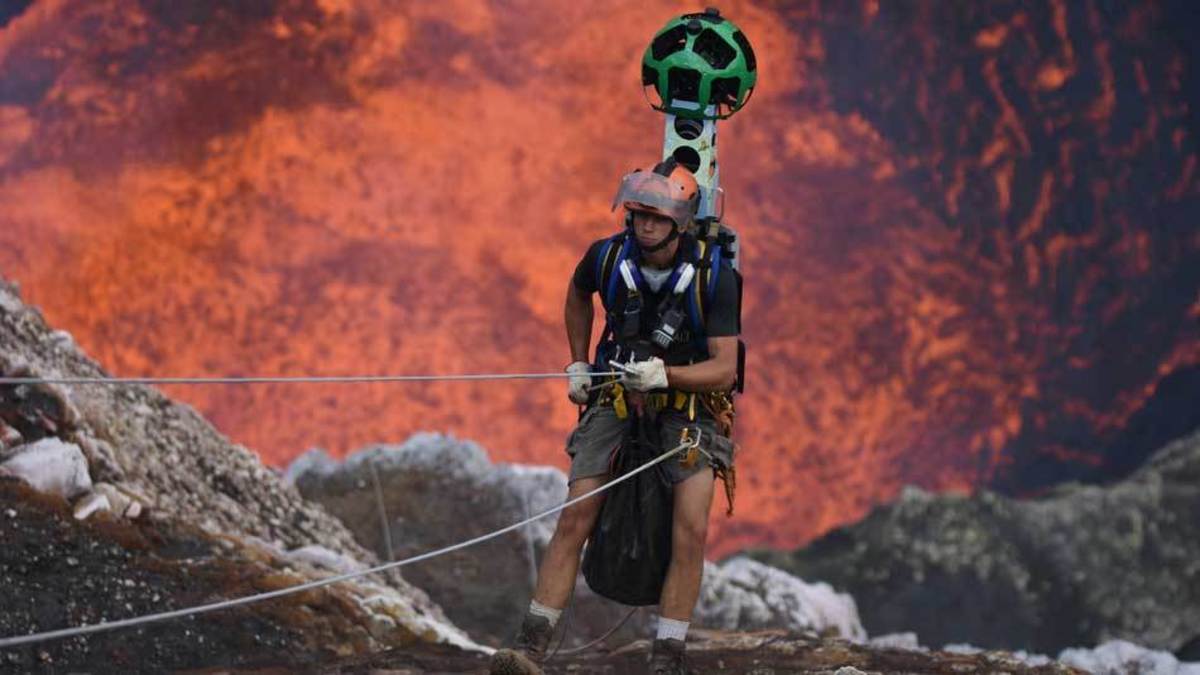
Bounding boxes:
[581,411,674,606]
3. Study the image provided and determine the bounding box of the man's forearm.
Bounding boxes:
[665,359,736,392]
[564,282,594,363]
[664,336,739,392]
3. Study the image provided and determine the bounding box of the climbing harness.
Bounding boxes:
[592,230,742,394]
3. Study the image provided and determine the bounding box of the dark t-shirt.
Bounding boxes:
[571,236,740,338]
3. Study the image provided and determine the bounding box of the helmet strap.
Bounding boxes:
[638,225,680,253]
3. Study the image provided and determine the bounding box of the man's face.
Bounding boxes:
[631,209,678,250]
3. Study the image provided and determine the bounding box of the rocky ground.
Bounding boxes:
[0,450,1089,675]
[1,476,1089,674]
[326,630,1087,675]
[1,479,314,673]
[750,429,1200,656]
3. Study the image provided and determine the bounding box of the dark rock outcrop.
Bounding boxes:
[286,438,585,646]
[751,429,1200,654]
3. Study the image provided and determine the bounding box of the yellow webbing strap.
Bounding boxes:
[693,239,709,326]
[673,390,687,410]
[611,382,628,419]
[603,386,694,420]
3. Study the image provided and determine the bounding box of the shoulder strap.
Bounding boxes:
[686,239,708,336]
[686,238,723,334]
[594,238,615,293]
[598,234,633,311]
[707,237,723,301]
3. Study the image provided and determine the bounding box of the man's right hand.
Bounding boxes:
[566,361,592,404]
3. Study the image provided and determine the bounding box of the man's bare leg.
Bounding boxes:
[490,475,609,674]
[659,469,716,620]
[532,474,608,609]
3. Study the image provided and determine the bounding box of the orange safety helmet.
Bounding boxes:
[612,158,701,229]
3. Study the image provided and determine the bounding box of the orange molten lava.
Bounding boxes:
[1,0,1197,557]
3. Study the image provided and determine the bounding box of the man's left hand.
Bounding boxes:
[621,357,669,391]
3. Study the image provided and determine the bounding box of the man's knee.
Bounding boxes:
[671,470,714,556]
[552,496,602,545]
[672,513,708,556]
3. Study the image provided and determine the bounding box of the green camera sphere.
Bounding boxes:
[642,8,758,120]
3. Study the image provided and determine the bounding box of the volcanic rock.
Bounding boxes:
[0,277,476,666]
[85,481,147,519]
[750,428,1200,655]
[0,437,92,499]
[697,557,866,641]
[331,628,1087,674]
[1179,636,1200,663]
[0,420,21,449]
[287,437,866,647]
[1036,640,1199,675]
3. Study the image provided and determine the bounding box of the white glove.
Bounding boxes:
[566,361,592,404]
[620,357,669,392]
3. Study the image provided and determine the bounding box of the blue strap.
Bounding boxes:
[604,236,634,307]
[707,243,722,303]
[685,282,704,338]
[661,262,689,296]
[625,259,649,294]
[685,239,706,341]
[594,237,615,295]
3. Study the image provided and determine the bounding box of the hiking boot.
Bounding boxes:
[648,638,693,675]
[488,613,555,675]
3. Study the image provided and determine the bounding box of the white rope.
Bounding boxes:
[553,606,640,658]
[0,372,624,386]
[0,432,699,649]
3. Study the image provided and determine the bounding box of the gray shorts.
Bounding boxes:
[565,405,736,485]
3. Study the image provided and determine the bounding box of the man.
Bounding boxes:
[489,159,740,675]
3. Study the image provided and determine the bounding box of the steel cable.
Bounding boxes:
[0,371,623,386]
